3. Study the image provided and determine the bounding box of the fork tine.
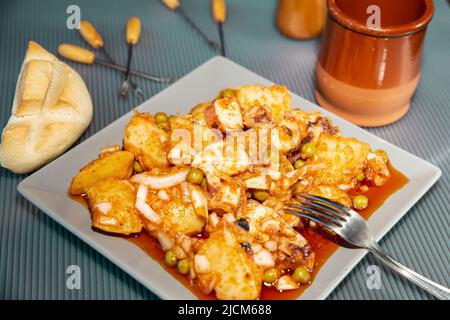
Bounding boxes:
[285,208,339,232]
[285,204,343,227]
[300,200,348,221]
[297,194,351,215]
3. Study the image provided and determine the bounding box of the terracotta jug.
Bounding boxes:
[315,0,434,127]
[276,0,327,39]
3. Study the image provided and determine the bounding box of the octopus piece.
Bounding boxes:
[237,201,314,270]
[192,140,250,179]
[204,98,243,133]
[232,85,292,123]
[208,181,246,215]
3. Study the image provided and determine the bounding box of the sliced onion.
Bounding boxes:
[180,182,191,202]
[131,169,189,189]
[157,231,174,251]
[194,254,211,274]
[267,170,281,180]
[264,240,278,252]
[261,218,280,234]
[275,275,299,291]
[338,184,351,190]
[157,190,170,200]
[300,179,309,186]
[278,237,292,255]
[251,243,262,254]
[98,216,117,226]
[136,184,148,201]
[189,260,196,280]
[285,170,298,178]
[172,245,187,259]
[208,212,219,228]
[220,184,241,206]
[189,184,208,219]
[293,233,308,247]
[253,249,275,268]
[180,236,192,254]
[244,175,269,190]
[135,199,161,223]
[281,225,297,237]
[93,202,112,214]
[367,152,376,160]
[223,213,236,223]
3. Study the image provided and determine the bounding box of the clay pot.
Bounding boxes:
[276,0,327,40]
[315,0,434,127]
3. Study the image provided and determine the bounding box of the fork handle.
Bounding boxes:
[367,243,450,300]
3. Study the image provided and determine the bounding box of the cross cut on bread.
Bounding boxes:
[0,41,93,173]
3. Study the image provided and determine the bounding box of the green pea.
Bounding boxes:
[356,172,365,182]
[164,250,177,267]
[221,89,234,98]
[294,159,305,169]
[177,259,190,275]
[133,161,143,173]
[301,142,316,159]
[263,268,280,284]
[155,112,169,123]
[187,168,204,185]
[253,190,270,202]
[352,195,369,210]
[293,266,311,284]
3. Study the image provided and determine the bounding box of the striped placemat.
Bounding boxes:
[0,0,448,299]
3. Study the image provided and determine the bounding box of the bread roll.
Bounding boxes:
[0,41,93,174]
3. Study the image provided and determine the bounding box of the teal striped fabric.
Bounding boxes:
[0,0,448,300]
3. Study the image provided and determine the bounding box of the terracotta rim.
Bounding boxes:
[327,0,434,38]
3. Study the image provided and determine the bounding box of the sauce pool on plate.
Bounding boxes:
[69,162,408,299]
[124,162,409,300]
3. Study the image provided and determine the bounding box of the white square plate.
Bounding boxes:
[18,56,442,300]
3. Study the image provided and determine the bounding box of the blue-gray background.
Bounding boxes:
[0,0,448,300]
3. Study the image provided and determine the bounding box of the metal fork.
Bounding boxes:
[285,194,450,300]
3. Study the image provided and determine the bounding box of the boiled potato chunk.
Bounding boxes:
[86,179,143,235]
[160,199,205,235]
[196,225,262,300]
[69,150,134,195]
[309,185,352,207]
[124,113,170,170]
[312,134,370,186]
